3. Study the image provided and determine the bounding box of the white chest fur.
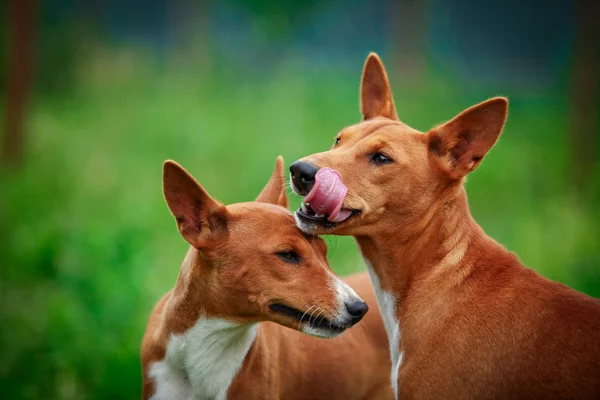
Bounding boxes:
[149,318,258,400]
[364,259,403,400]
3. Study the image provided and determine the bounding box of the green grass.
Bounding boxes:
[1,46,598,399]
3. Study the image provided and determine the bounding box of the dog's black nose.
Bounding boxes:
[345,300,369,323]
[290,161,319,195]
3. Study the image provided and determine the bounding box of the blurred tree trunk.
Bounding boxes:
[2,0,36,168]
[387,0,428,86]
[169,0,211,71]
[570,0,599,192]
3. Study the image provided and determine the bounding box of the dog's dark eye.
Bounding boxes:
[277,251,300,264]
[334,137,341,146]
[370,152,393,165]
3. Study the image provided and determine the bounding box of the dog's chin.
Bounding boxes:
[294,209,360,235]
[269,303,347,338]
[301,324,346,339]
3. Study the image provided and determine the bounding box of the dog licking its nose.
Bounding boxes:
[303,168,352,223]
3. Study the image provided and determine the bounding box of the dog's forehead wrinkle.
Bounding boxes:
[226,203,308,248]
[346,121,421,148]
[356,120,400,136]
[229,202,294,221]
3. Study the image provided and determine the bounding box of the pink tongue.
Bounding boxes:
[303,168,352,223]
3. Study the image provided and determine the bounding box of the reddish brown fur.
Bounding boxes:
[140,157,393,399]
[294,54,600,399]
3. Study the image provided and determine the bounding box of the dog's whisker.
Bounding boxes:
[308,306,321,326]
[298,305,317,333]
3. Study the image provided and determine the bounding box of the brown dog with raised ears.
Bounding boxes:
[141,157,393,399]
[290,54,600,399]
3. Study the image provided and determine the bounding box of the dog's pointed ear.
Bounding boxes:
[163,160,228,248]
[360,53,398,121]
[256,156,288,208]
[427,97,508,180]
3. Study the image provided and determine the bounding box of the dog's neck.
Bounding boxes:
[151,248,261,399]
[151,317,258,400]
[163,248,211,333]
[356,185,495,311]
[356,184,515,398]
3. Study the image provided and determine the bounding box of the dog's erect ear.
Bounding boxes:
[360,53,398,121]
[427,97,508,180]
[163,160,228,248]
[256,156,288,208]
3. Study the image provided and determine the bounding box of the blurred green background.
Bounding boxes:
[1,0,599,398]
